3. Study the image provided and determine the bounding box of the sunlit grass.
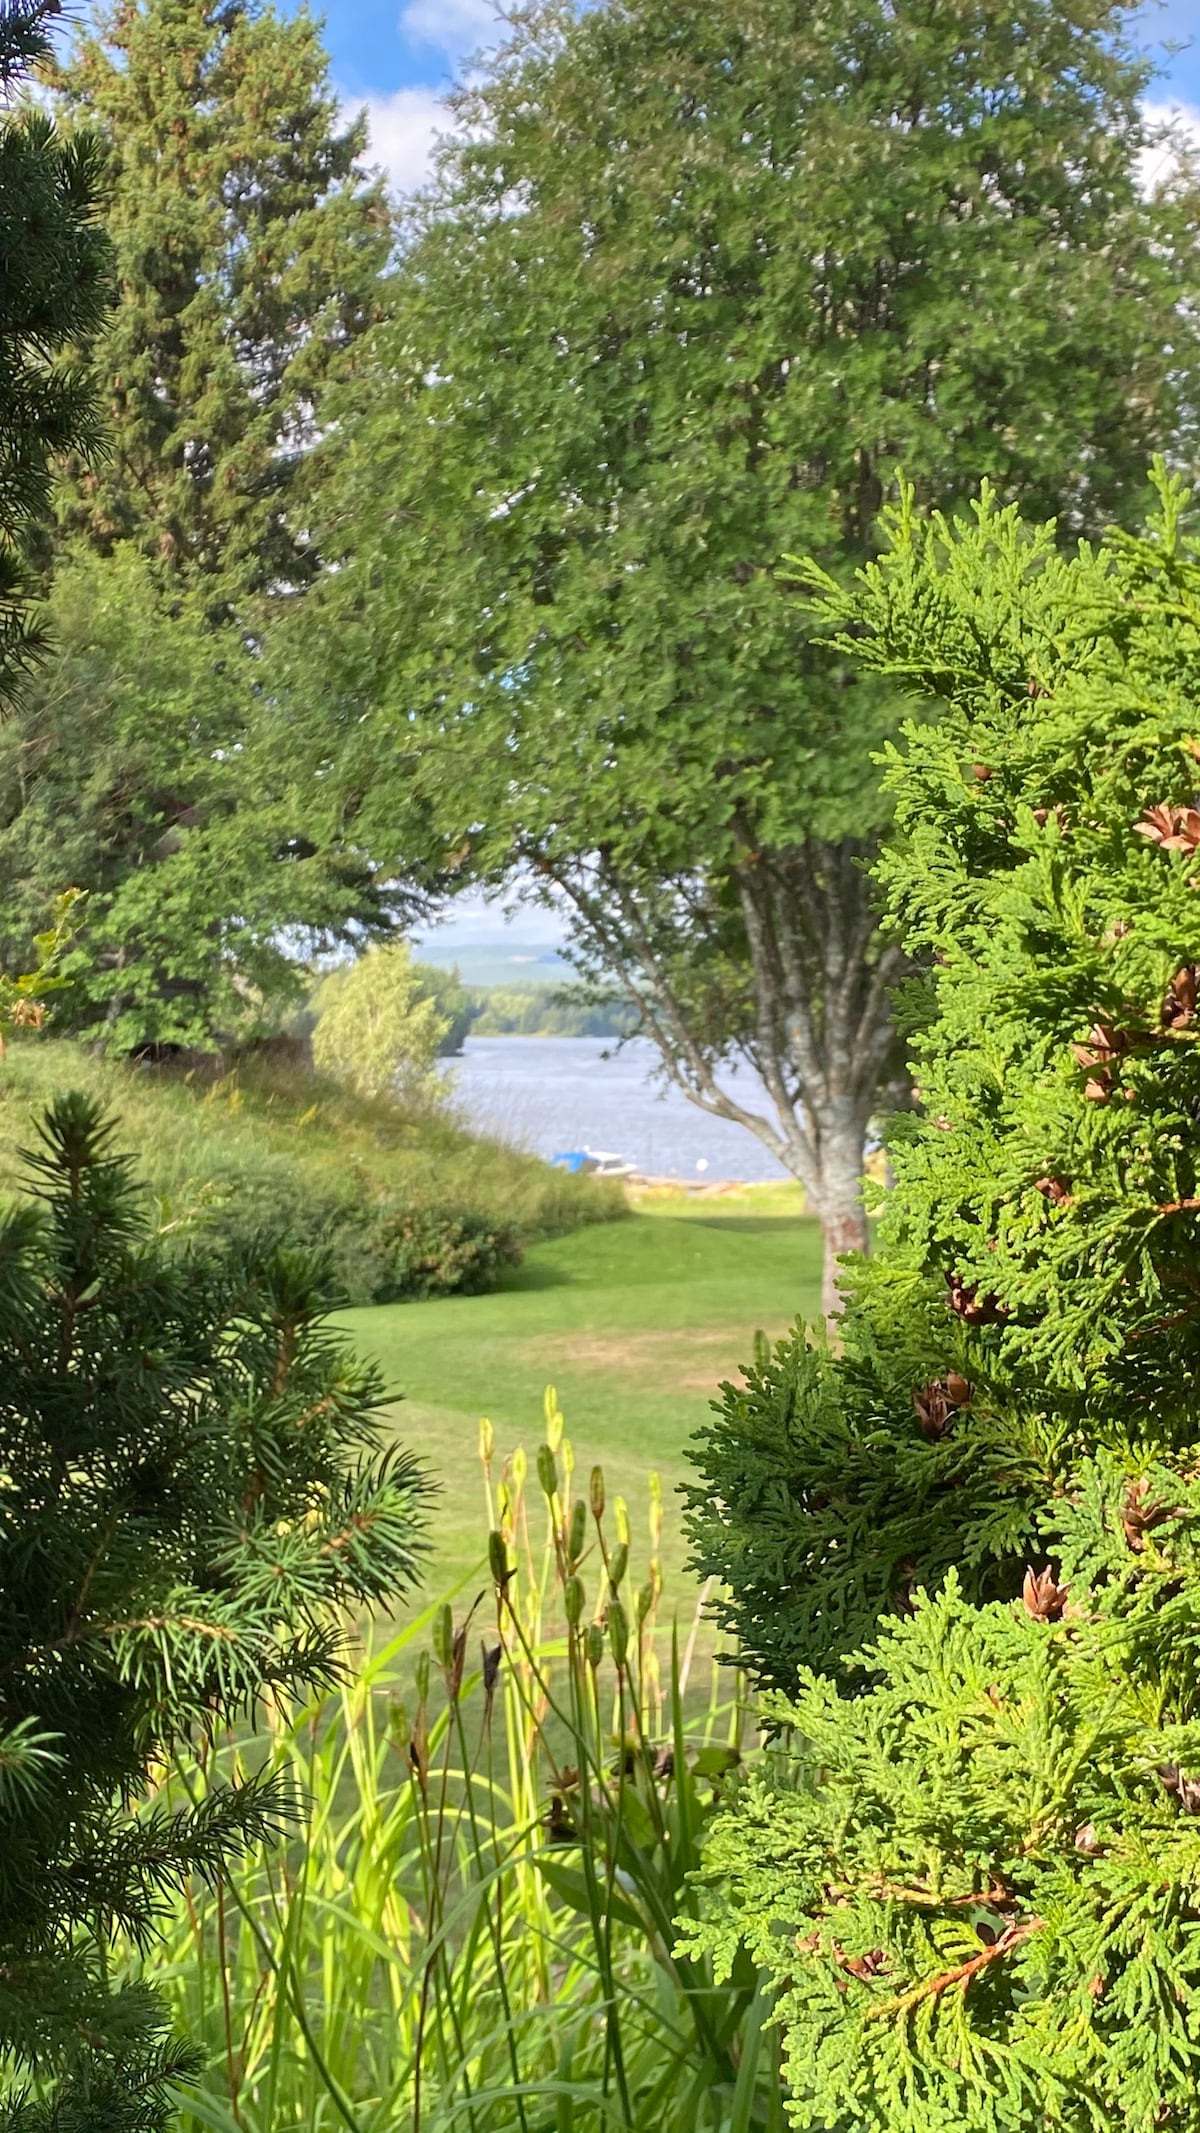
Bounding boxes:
[341,1193,824,1606]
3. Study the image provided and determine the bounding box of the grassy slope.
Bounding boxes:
[341,1186,822,1610]
[0,1041,819,1630]
[0,1038,621,1237]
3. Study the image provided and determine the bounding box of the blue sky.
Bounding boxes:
[304,0,1200,194]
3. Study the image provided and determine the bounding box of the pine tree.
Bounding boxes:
[0,0,110,688]
[50,0,390,612]
[685,470,1200,2131]
[0,1092,429,2132]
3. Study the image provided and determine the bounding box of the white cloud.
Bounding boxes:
[350,85,449,196]
[1139,97,1200,192]
[399,0,506,62]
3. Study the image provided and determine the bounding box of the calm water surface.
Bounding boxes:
[451,1035,790,1182]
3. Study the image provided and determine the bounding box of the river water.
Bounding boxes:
[449,1035,791,1182]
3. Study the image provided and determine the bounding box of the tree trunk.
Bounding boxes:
[545,835,902,1325]
[812,1105,872,1323]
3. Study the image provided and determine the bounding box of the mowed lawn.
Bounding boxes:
[340,1190,822,1615]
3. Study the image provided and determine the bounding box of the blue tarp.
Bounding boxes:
[551,1151,592,1173]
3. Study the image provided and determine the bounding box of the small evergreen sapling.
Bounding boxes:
[0,1094,429,2132]
[685,471,1200,2130]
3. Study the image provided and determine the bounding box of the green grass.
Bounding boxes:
[341,1190,822,1604]
[0,1037,622,1242]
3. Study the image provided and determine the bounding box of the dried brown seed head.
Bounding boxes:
[1121,1477,1176,1551]
[1035,1176,1072,1205]
[1021,1564,1069,1621]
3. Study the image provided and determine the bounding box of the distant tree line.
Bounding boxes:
[463,982,638,1041]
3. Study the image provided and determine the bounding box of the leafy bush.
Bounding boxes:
[311,942,450,1101]
[685,471,1200,2132]
[198,1160,522,1304]
[369,1199,522,1301]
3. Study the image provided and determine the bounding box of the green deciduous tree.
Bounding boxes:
[291,0,1199,1311]
[685,470,1200,2130]
[3,0,408,1046]
[0,0,110,688]
[312,941,451,1101]
[50,0,391,613]
[0,1093,429,2133]
[0,545,394,1052]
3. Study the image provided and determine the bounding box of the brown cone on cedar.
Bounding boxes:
[1159,1765,1200,1814]
[946,1275,1009,1325]
[1022,1565,1069,1621]
[1073,1023,1136,1069]
[1162,966,1199,1030]
[1036,1176,1072,1205]
[1135,803,1200,854]
[1121,1476,1176,1551]
[913,1373,975,1440]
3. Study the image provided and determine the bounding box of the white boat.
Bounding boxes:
[551,1146,637,1178]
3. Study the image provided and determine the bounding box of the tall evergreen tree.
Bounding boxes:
[50,0,391,611]
[686,471,1200,2130]
[0,2,405,1048]
[0,0,110,688]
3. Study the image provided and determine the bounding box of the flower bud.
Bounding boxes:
[590,1464,606,1520]
[615,1496,630,1547]
[563,1575,585,1625]
[489,1529,510,1587]
[608,1599,629,1668]
[609,1542,628,1591]
[648,1471,663,1550]
[478,1415,494,1464]
[568,1499,586,1565]
[537,1443,558,1499]
[586,1623,604,1669]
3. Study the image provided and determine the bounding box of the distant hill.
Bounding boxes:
[415,940,574,989]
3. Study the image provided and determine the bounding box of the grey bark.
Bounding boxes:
[543,835,901,1322]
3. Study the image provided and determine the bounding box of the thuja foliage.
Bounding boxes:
[685,470,1200,2130]
[0,1094,428,2132]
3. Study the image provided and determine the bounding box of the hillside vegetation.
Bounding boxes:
[0,1041,624,1300]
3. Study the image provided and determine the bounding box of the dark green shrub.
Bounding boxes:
[204,1162,522,1305]
[369,1201,523,1302]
